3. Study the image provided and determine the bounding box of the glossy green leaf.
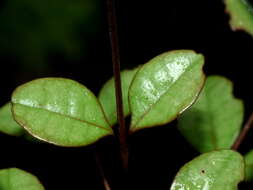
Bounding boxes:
[0,168,45,190]
[98,67,140,126]
[244,150,253,181]
[11,78,113,147]
[170,150,244,190]
[178,76,243,153]
[129,50,205,131]
[0,102,25,136]
[225,0,253,36]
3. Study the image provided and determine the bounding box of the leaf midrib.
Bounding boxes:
[14,102,111,132]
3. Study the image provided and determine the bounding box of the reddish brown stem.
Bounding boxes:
[106,0,129,170]
[95,153,111,190]
[232,112,253,150]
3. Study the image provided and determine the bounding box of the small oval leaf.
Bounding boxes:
[98,67,140,126]
[11,78,113,147]
[170,150,244,190]
[244,150,253,181]
[129,50,205,131]
[0,168,45,190]
[225,0,253,36]
[0,102,42,142]
[0,102,25,136]
[178,76,243,153]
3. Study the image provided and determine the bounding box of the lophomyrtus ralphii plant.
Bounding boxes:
[1,0,253,189]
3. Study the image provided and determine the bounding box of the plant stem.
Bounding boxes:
[106,0,129,170]
[232,112,253,150]
[95,153,111,190]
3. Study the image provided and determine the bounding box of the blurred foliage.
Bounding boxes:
[0,0,99,71]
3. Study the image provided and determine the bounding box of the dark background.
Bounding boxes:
[0,0,253,189]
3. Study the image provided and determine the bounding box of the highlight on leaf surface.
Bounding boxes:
[11,78,113,147]
[0,102,25,136]
[225,0,253,36]
[0,168,45,190]
[245,150,253,181]
[129,50,205,132]
[170,150,244,190]
[98,66,141,126]
[178,76,244,153]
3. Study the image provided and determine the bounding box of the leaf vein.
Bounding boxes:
[14,103,111,132]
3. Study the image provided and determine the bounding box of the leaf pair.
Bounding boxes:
[0,168,45,190]
[100,50,205,131]
[6,50,205,147]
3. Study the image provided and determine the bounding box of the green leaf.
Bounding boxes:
[0,102,43,142]
[244,150,253,181]
[170,150,244,190]
[129,50,205,131]
[0,168,45,190]
[98,67,140,126]
[178,76,243,153]
[11,78,113,147]
[225,0,253,36]
[0,102,25,136]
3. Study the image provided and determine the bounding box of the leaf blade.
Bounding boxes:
[178,76,244,152]
[170,150,244,190]
[129,50,205,131]
[98,67,140,126]
[225,0,253,36]
[244,150,253,181]
[0,102,25,136]
[11,78,113,147]
[0,168,45,190]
